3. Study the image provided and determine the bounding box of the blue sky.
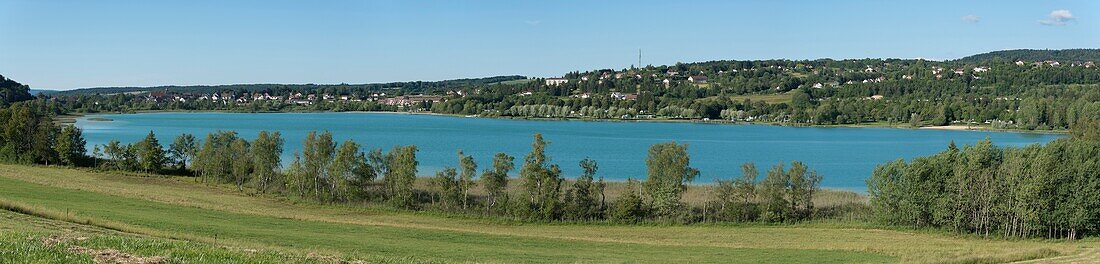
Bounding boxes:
[1,0,1096,90]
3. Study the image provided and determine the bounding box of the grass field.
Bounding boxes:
[1,164,1097,263]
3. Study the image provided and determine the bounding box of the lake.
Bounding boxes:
[75,112,1062,191]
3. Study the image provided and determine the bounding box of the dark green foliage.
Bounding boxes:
[868,136,1100,239]
[0,75,34,106]
[609,179,647,223]
[956,49,1100,63]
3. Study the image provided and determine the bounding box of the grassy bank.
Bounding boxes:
[1,164,1095,263]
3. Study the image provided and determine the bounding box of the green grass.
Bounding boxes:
[0,166,888,263]
[0,208,329,263]
[0,164,1095,263]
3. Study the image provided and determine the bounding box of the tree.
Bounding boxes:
[610,179,646,223]
[329,140,369,201]
[759,163,789,222]
[136,131,165,173]
[519,134,563,220]
[302,131,335,200]
[384,145,418,208]
[457,150,477,210]
[229,138,252,191]
[251,131,283,193]
[787,161,821,219]
[54,125,86,166]
[193,131,239,183]
[432,167,460,208]
[567,158,602,220]
[168,133,197,170]
[482,152,513,212]
[644,142,699,219]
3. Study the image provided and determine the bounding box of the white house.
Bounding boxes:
[545,78,569,86]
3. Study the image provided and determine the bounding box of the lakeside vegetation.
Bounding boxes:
[4,50,1100,262]
[6,164,1097,263]
[869,123,1100,240]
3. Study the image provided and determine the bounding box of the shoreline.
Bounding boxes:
[69,109,1068,135]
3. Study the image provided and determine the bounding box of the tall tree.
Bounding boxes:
[302,131,336,200]
[329,139,369,201]
[432,167,460,208]
[54,125,86,166]
[229,138,252,191]
[519,134,563,220]
[759,163,789,222]
[644,142,699,219]
[384,145,418,208]
[482,152,513,213]
[567,158,602,220]
[457,150,477,210]
[136,131,165,173]
[251,131,283,193]
[168,133,197,170]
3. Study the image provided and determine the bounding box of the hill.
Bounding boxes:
[0,75,34,106]
[956,49,1100,63]
[56,75,527,96]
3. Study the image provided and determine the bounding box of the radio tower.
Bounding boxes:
[637,49,642,69]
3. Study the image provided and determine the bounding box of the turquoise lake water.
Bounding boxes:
[75,112,1062,191]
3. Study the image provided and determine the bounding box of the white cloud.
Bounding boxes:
[961,15,980,23]
[1039,9,1075,26]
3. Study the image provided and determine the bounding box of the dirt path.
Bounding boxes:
[1013,246,1100,264]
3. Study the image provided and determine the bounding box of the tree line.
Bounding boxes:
[82,129,828,224]
[868,121,1100,239]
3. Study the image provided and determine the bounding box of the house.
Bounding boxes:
[545,78,569,86]
[1015,61,1026,66]
[611,92,637,100]
[973,66,990,73]
[867,95,885,100]
[812,83,823,89]
[380,95,443,106]
[688,76,708,83]
[662,79,671,87]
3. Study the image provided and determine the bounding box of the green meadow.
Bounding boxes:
[1,164,1096,263]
